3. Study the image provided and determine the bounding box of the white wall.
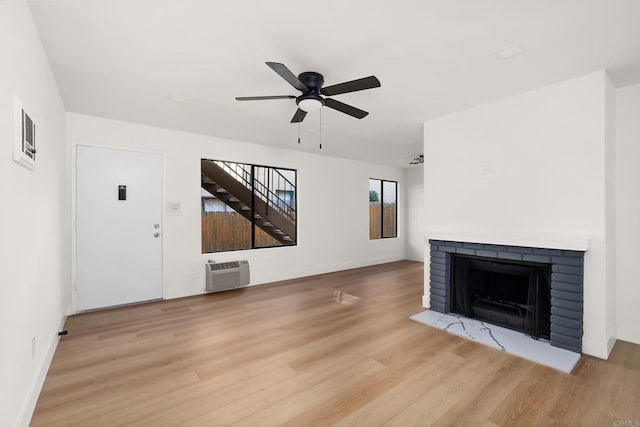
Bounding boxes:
[404,166,424,262]
[422,71,616,359]
[66,113,406,302]
[0,2,70,426]
[615,83,640,345]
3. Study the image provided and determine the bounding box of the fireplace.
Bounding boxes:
[429,240,584,353]
[451,255,551,340]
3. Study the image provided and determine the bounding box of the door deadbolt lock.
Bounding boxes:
[154,224,160,229]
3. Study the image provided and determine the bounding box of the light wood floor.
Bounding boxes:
[32,261,640,426]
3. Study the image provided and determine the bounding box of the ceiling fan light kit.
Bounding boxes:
[236,62,380,123]
[297,94,324,112]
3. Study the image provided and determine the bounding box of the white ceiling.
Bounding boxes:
[29,0,640,167]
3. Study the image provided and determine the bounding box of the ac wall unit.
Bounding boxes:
[13,96,36,170]
[205,260,250,292]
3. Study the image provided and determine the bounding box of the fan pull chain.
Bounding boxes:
[319,109,323,150]
[297,122,301,144]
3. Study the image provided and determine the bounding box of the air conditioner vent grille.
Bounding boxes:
[209,261,240,271]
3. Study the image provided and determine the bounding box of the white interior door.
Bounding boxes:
[76,146,163,311]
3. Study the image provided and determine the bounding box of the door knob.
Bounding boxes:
[153,232,160,238]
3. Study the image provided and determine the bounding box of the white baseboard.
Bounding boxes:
[422,294,430,308]
[17,315,67,427]
[254,255,406,286]
[168,256,408,300]
[606,336,617,356]
[582,336,611,360]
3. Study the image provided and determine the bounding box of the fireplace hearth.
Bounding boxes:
[429,240,584,353]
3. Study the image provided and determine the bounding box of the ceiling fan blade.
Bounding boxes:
[291,108,307,123]
[324,98,369,119]
[266,62,308,92]
[235,95,296,101]
[321,76,381,96]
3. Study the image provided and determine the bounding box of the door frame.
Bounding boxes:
[71,143,166,313]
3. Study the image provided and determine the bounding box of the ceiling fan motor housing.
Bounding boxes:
[296,72,325,109]
[298,72,324,92]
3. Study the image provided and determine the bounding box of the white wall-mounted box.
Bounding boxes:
[13,96,36,170]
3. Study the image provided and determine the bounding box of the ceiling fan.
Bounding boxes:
[236,62,381,123]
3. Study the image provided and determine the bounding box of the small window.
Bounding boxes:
[201,159,297,253]
[369,178,397,239]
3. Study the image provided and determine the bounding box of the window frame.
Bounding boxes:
[369,178,398,240]
[201,158,298,253]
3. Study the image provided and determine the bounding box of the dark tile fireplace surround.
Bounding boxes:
[429,240,584,353]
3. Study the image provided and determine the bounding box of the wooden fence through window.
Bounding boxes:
[369,204,397,239]
[202,212,281,253]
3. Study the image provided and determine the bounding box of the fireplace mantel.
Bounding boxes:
[426,231,590,252]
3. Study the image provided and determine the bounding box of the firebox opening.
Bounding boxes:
[451,255,551,340]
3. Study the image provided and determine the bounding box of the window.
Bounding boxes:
[201,159,297,253]
[369,178,397,239]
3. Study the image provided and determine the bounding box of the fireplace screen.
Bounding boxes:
[451,254,552,340]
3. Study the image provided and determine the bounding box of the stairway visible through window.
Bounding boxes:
[201,159,297,253]
[369,178,397,239]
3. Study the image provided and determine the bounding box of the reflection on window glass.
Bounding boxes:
[201,159,297,253]
[369,178,397,239]
[382,181,397,238]
[369,179,382,239]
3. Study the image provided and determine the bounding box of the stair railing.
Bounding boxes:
[214,161,252,188]
[212,160,297,223]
